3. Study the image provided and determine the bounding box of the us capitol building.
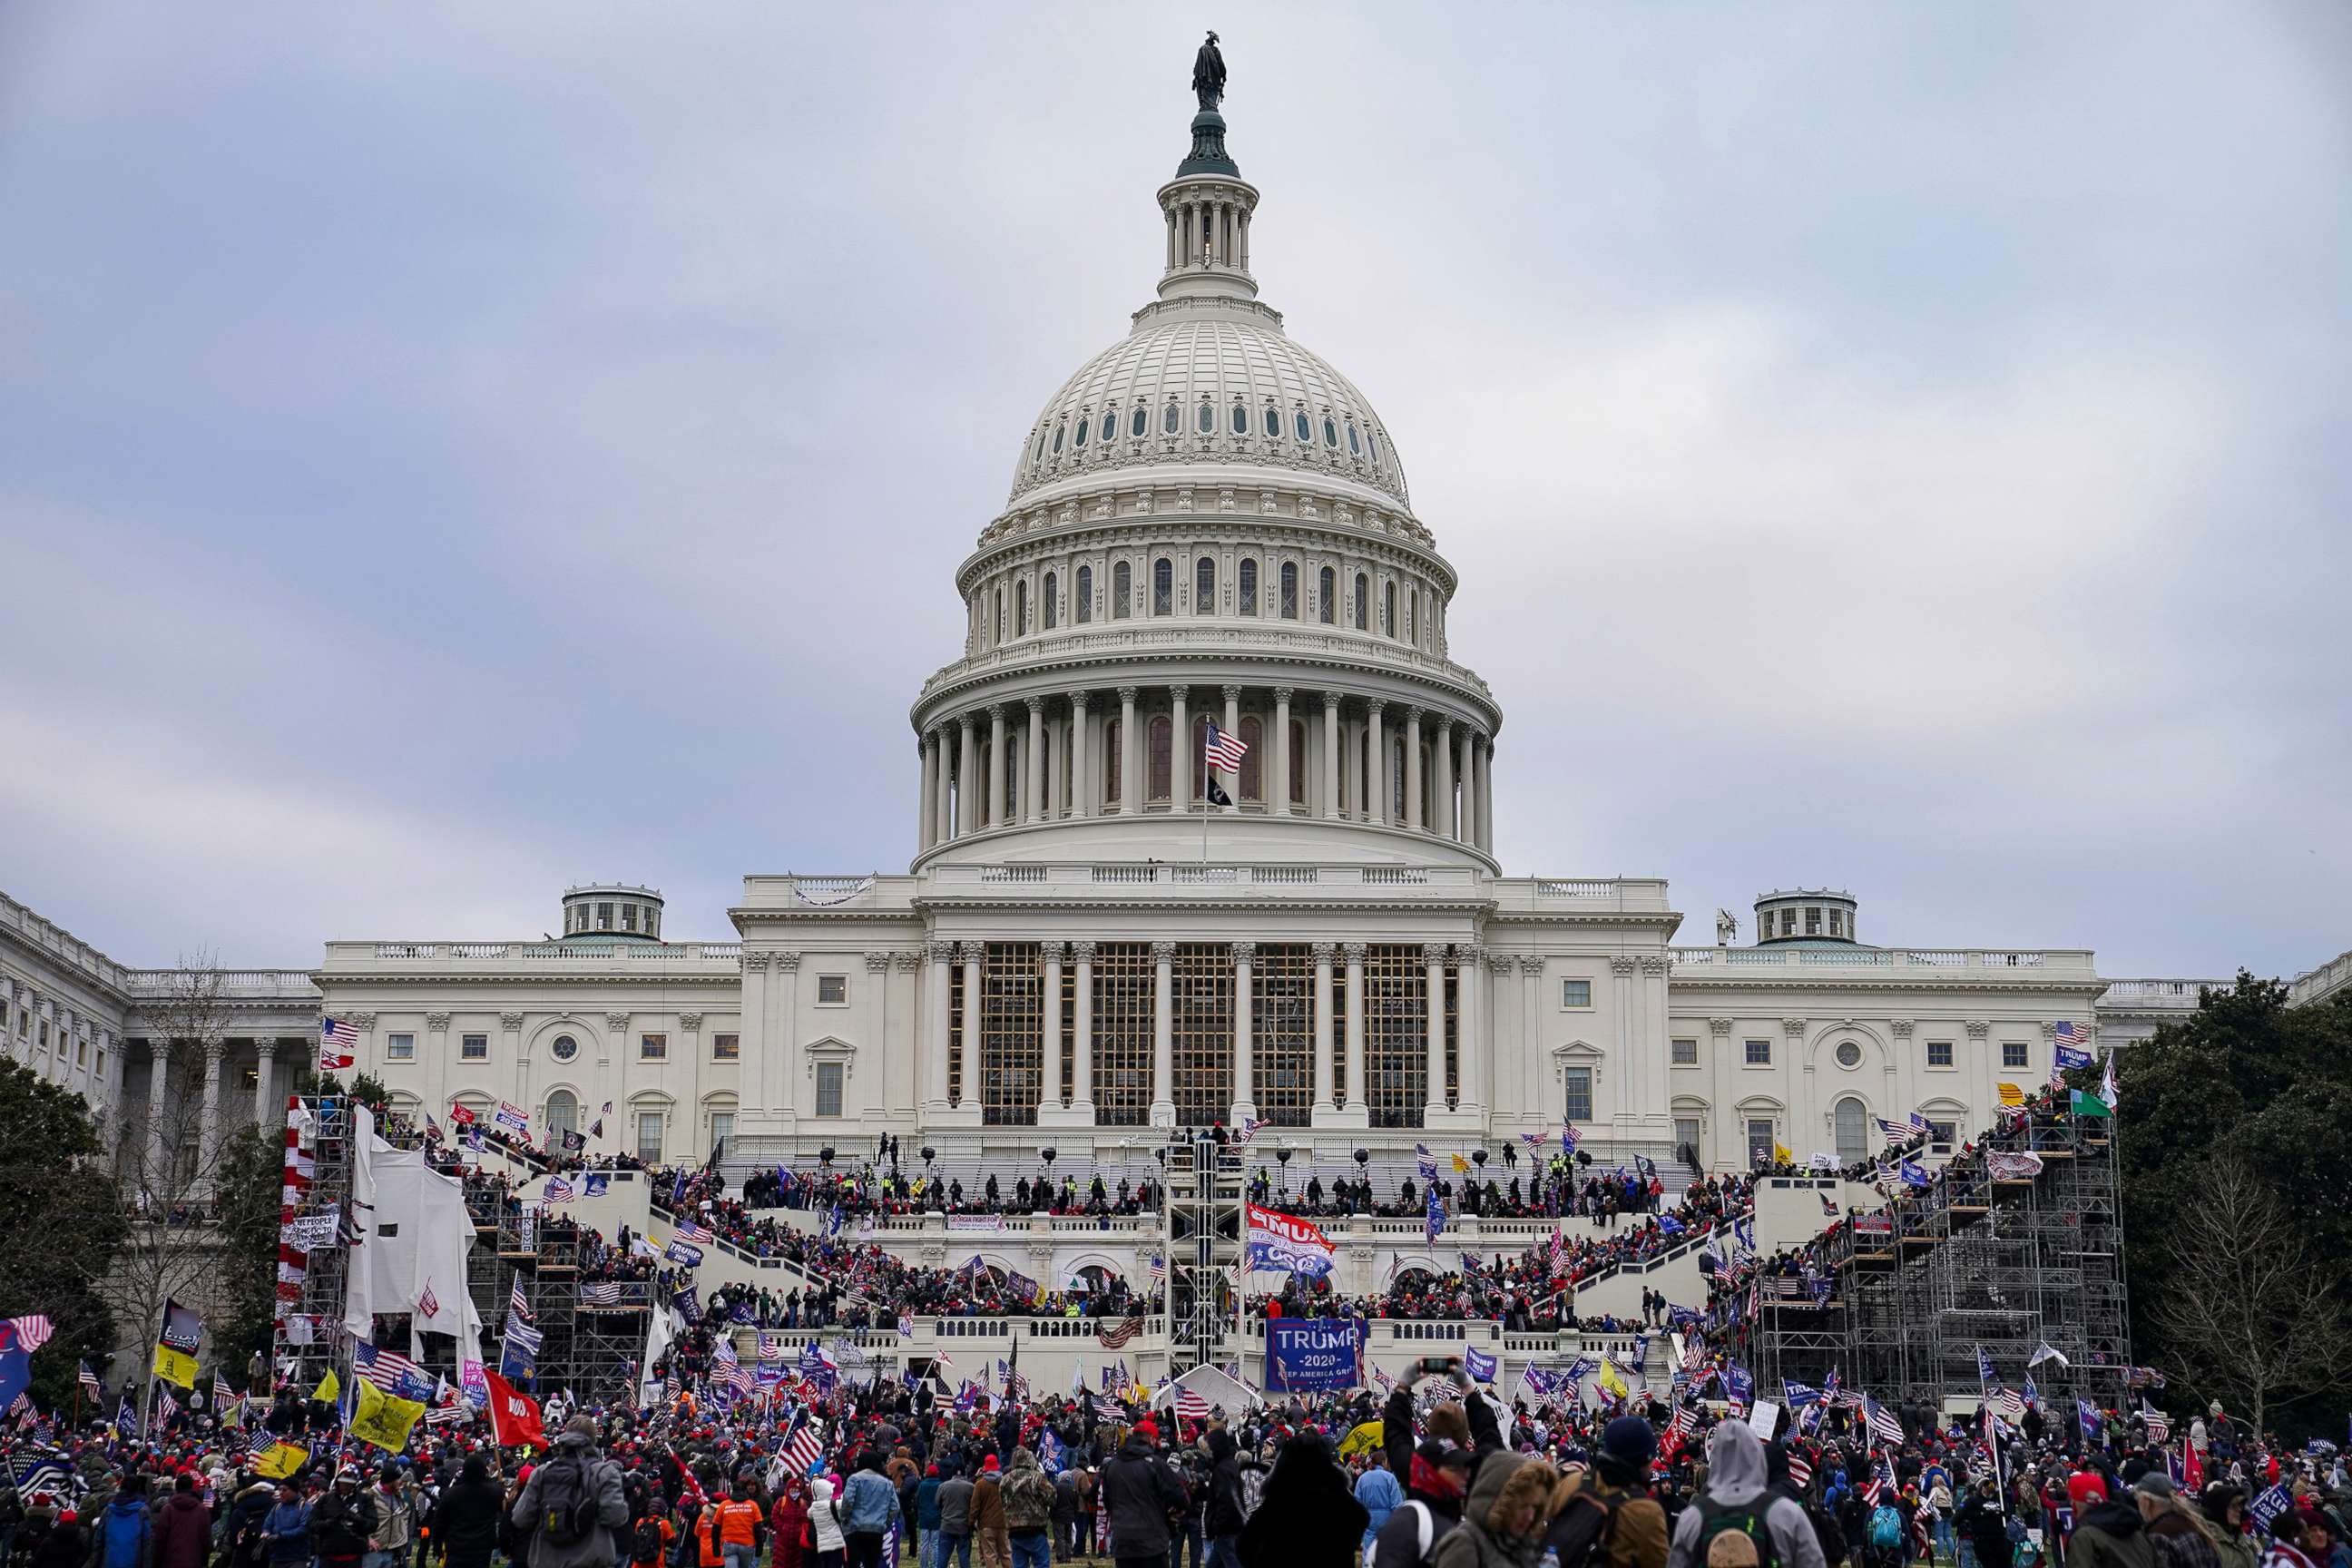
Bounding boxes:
[10,86,2323,1187]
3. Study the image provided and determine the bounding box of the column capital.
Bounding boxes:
[1609,957,1639,976]
[1272,686,1294,702]
[1435,715,1455,735]
[1220,684,1243,701]
[1782,1017,1809,1039]
[1070,941,1097,962]
[1322,691,1344,713]
[959,710,978,731]
[1341,942,1367,963]
[1890,1019,1916,1039]
[865,951,893,973]
[741,951,771,974]
[774,951,802,973]
[501,1011,526,1031]
[606,1012,632,1033]
[347,1012,377,1030]
[425,1012,452,1032]
[679,1012,704,1032]
[1230,941,1256,961]
[1965,1018,1991,1039]
[1310,942,1337,964]
[1708,1018,1734,1037]
[956,941,986,963]
[1068,691,1091,711]
[1422,942,1448,965]
[1040,941,1069,961]
[1401,705,1424,725]
[1640,955,1671,976]
[1454,943,1483,967]
[1151,940,1179,961]
[985,702,1006,722]
[1365,698,1386,718]
[1518,955,1545,975]
[893,950,925,972]
[927,940,959,964]
[1024,694,1045,714]
[1117,684,1140,703]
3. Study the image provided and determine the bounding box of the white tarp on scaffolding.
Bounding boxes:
[342,1105,485,1370]
[1151,1362,1264,1413]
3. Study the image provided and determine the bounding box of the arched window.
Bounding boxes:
[1834,1097,1868,1163]
[1100,410,1115,443]
[1074,564,1093,624]
[1230,402,1247,435]
[1239,715,1263,800]
[1162,402,1180,435]
[1131,406,1149,438]
[1112,562,1131,619]
[1318,566,1336,624]
[1152,559,1173,615]
[1043,571,1058,630]
[1033,428,1046,464]
[1263,406,1279,437]
[1367,428,1379,460]
[1347,421,1361,455]
[995,590,1005,644]
[1289,719,1309,804]
[1073,413,1088,448]
[1279,562,1298,618]
[1051,424,1064,454]
[1103,716,1122,803]
[1238,558,1258,616]
[1195,556,1216,614]
[1015,579,1029,636]
[544,1088,579,1140]
[1383,581,1396,636]
[1406,589,1416,644]
[1354,573,1369,631]
[1324,416,1339,447]
[1391,735,1407,820]
[1197,401,1213,434]
[1147,716,1172,801]
[1294,411,1312,444]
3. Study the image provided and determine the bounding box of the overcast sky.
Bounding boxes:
[3,4,2346,980]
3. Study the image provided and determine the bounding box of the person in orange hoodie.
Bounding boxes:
[710,1480,768,1568]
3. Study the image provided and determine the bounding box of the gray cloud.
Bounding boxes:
[1,3,2344,977]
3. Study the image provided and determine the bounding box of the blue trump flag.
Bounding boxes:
[1425,1182,1446,1243]
[1265,1318,1363,1394]
[1463,1346,1497,1384]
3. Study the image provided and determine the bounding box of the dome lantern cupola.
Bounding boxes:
[560,883,664,943]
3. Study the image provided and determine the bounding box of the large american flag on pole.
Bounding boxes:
[1203,721,1249,772]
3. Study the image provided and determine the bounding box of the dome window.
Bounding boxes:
[1032,428,1046,464]
[1197,401,1213,434]
[1293,411,1312,444]
[1042,571,1058,631]
[1073,414,1088,448]
[1367,428,1380,461]
[1353,573,1369,631]
[1318,565,1336,624]
[1347,421,1361,455]
[1324,417,1339,448]
[1230,401,1248,435]
[1279,562,1298,619]
[1194,555,1216,614]
[1132,407,1150,438]
[1163,402,1181,436]
[1152,558,1172,615]
[1112,562,1131,619]
[1100,411,1116,444]
[1263,406,1280,437]
[1238,558,1258,616]
[1015,579,1030,636]
[1074,565,1093,624]
[1050,423,1064,455]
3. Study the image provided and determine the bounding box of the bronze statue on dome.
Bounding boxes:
[1193,31,1226,113]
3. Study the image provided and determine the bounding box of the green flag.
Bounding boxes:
[2070,1090,2112,1120]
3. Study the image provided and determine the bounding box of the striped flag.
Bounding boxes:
[79,1362,101,1396]
[318,1017,358,1071]
[1787,1449,1813,1489]
[8,1316,54,1354]
[1174,1388,1210,1419]
[781,1412,825,1475]
[1203,721,1249,772]
[675,1220,713,1245]
[418,1280,440,1319]
[1096,1314,1144,1348]
[543,1177,575,1203]
[155,1387,181,1427]
[581,1282,622,1308]
[510,1281,534,1321]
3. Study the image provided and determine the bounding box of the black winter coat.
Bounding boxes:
[1098,1437,1186,1560]
[432,1478,508,1564]
[309,1491,379,1559]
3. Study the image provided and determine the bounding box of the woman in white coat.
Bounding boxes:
[808,1475,848,1568]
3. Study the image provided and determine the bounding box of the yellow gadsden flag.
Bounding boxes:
[1596,1357,1631,1403]
[349,1376,426,1452]
[252,1441,309,1479]
[152,1344,199,1389]
[312,1369,340,1406]
[1337,1419,1385,1460]
[1450,1154,1470,1174]
[1997,1083,2025,1108]
[1772,1142,1794,1165]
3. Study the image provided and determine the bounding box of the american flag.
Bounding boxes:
[1203,721,1249,772]
[543,1177,575,1203]
[1860,1455,1894,1504]
[2141,1405,2171,1444]
[504,1313,544,1356]
[1233,1115,1263,1148]
[581,1282,622,1308]
[79,1362,102,1396]
[1096,1313,1144,1350]
[1668,1404,1700,1437]
[1863,1395,1905,1447]
[675,1220,713,1244]
[2054,1021,2087,1049]
[781,1412,825,1475]
[356,1341,426,1392]
[155,1387,181,1426]
[1148,1255,1166,1283]
[1173,1388,1210,1419]
[423,1405,469,1426]
[1787,1449,1814,1489]
[511,1280,534,1322]
[7,1315,54,1354]
[318,1017,357,1071]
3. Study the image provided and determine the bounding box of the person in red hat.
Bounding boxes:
[2064,1472,2155,1568]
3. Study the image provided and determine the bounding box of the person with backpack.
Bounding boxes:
[1959,1480,2011,1568]
[1236,1436,1367,1568]
[509,1416,630,1568]
[94,1475,154,1568]
[630,1497,677,1568]
[998,1448,1056,1568]
[1374,1436,1475,1568]
[1427,1451,1556,1568]
[1664,1422,1828,1568]
[1863,1494,1906,1568]
[1546,1416,1671,1568]
[429,1455,505,1568]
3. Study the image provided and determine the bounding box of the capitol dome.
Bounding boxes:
[1010,312,1410,512]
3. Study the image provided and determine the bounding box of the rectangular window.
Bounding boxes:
[1671,1037,1698,1065]
[1559,979,1592,1009]
[597,901,613,930]
[1746,1117,1776,1166]
[2002,1042,2028,1069]
[816,1062,845,1118]
[1674,1116,1701,1151]
[711,1033,740,1061]
[635,1112,663,1165]
[622,903,638,933]
[1927,1120,1956,1152]
[640,1033,668,1061]
[1745,1038,1771,1066]
[461,1033,488,1061]
[385,1033,415,1062]
[709,1112,733,1156]
[817,975,848,1006]
[1563,1066,1593,1122]
[1926,1039,1953,1068]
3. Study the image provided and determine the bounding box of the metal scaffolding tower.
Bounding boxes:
[1163,1131,1244,1374]
[1755,1111,2129,1411]
[277,1095,353,1396]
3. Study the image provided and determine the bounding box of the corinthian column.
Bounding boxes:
[1367,701,1388,827]
[1024,697,1044,823]
[1071,942,1097,1122]
[1272,689,1293,817]
[1342,943,1368,1123]
[925,942,954,1114]
[1231,941,1256,1123]
[1404,708,1425,831]
[1423,943,1448,1126]
[1069,692,1093,818]
[1309,944,1337,1124]
[1320,693,1342,820]
[957,714,978,838]
[986,705,1007,828]
[1434,720,1456,839]
[1171,687,1191,813]
[1119,687,1141,814]
[958,942,985,1118]
[919,734,937,850]
[1040,942,1065,1114]
[1151,941,1177,1127]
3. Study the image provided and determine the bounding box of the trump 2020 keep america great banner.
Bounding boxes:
[1265,1318,1362,1392]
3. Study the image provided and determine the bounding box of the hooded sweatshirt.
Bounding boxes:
[1429,1452,1555,1568]
[2068,1500,2157,1568]
[1664,1423,1828,1568]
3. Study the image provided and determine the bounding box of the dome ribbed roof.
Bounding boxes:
[1008,308,1410,511]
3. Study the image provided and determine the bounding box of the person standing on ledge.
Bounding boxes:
[1193,31,1225,111]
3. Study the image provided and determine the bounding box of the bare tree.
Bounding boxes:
[2150,1153,2352,1433]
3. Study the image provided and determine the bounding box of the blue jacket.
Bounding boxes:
[838,1471,900,1534]
[99,1496,152,1568]
[1355,1467,1403,1550]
